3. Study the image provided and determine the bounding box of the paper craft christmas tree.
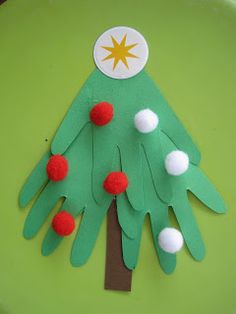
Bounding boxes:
[19,26,226,291]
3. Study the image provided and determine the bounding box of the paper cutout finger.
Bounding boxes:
[71,200,110,267]
[19,152,50,208]
[42,199,84,256]
[122,213,145,270]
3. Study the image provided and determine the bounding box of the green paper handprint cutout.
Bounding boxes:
[121,132,226,273]
[51,69,200,212]
[20,125,138,266]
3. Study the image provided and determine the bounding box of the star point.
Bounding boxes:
[101,34,139,70]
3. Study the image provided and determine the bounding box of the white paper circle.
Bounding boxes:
[93,26,149,79]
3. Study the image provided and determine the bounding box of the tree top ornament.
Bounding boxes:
[19,26,226,292]
[93,26,149,79]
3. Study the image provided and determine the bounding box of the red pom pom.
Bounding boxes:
[90,102,114,126]
[103,172,128,195]
[51,211,75,236]
[46,154,68,181]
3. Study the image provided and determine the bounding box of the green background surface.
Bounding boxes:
[0,0,236,313]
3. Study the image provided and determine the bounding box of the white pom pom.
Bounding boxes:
[134,109,159,133]
[158,227,184,254]
[165,150,189,176]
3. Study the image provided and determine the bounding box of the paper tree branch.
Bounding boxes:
[19,66,226,292]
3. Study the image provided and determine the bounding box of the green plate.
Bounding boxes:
[0,0,235,313]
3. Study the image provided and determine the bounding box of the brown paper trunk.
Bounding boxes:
[104,199,132,291]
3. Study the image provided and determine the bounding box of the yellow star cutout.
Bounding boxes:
[101,34,139,70]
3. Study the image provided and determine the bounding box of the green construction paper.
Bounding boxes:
[19,68,226,271]
[70,200,110,267]
[91,126,118,205]
[119,143,144,211]
[170,190,206,261]
[160,132,226,260]
[19,34,225,280]
[121,147,176,273]
[161,132,226,214]
[51,68,200,210]
[52,69,200,164]
[51,84,91,155]
[168,167,226,260]
[23,183,62,239]
[68,190,153,270]
[22,124,112,242]
[122,124,226,269]
[41,162,136,261]
[108,146,140,239]
[122,213,145,270]
[142,130,172,203]
[1,0,234,308]
[19,152,50,208]
[145,159,176,274]
[21,122,142,262]
[187,166,226,214]
[42,199,83,256]
[90,95,146,211]
[42,227,63,256]
[116,193,139,239]
[149,210,177,274]
[91,134,144,213]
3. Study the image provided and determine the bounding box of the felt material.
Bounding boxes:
[46,154,68,181]
[90,102,114,126]
[51,69,200,211]
[134,109,159,133]
[51,211,75,236]
[165,150,189,176]
[104,199,132,291]
[158,227,184,254]
[103,171,128,195]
